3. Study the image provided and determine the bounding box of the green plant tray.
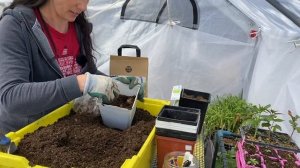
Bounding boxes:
[212,130,241,168]
[240,127,300,153]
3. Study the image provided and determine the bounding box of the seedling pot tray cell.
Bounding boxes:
[237,141,266,168]
[258,145,278,158]
[263,156,284,168]
[277,149,300,167]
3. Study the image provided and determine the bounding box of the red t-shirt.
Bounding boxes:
[34,8,81,77]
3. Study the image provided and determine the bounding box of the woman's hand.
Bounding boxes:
[83,72,120,104]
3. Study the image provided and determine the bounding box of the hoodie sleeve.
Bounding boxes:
[0,13,82,116]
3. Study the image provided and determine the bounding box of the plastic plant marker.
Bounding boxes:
[170,85,182,106]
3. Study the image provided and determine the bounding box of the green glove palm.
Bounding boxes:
[113,76,145,101]
[84,73,120,104]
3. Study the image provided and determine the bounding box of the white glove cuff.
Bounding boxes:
[83,72,93,95]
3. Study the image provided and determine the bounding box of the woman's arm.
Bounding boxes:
[0,13,82,116]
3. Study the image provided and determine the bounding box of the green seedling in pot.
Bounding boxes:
[288,110,300,142]
[204,95,260,137]
[247,158,259,166]
[265,149,271,153]
[260,108,284,141]
[242,104,271,138]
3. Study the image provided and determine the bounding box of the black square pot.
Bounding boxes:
[179,89,211,133]
[156,105,200,141]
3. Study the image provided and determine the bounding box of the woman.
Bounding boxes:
[0,0,142,133]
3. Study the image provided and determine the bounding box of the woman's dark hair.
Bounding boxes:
[5,0,97,73]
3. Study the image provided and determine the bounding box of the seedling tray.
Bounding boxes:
[240,127,300,153]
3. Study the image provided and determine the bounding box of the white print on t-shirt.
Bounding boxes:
[57,48,81,77]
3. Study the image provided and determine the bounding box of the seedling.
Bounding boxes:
[216,146,237,168]
[260,108,284,141]
[204,95,261,136]
[265,149,271,153]
[242,104,271,138]
[247,158,259,166]
[288,110,300,141]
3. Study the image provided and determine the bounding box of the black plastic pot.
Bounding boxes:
[179,88,211,133]
[156,105,200,141]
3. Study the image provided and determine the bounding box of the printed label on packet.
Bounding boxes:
[170,85,182,106]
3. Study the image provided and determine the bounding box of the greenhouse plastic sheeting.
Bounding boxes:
[87,0,300,147]
[120,0,199,29]
[230,0,300,147]
[87,0,258,100]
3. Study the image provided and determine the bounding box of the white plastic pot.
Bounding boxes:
[99,82,140,130]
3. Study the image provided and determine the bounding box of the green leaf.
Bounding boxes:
[265,104,271,108]
[272,125,282,131]
[296,127,300,133]
[274,118,284,122]
[261,122,271,127]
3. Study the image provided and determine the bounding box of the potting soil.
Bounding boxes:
[15,108,155,168]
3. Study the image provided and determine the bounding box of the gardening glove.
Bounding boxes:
[113,76,145,101]
[83,72,120,104]
[73,94,101,115]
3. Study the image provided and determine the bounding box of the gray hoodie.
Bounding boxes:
[0,5,97,133]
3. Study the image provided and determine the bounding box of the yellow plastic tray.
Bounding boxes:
[0,98,170,168]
